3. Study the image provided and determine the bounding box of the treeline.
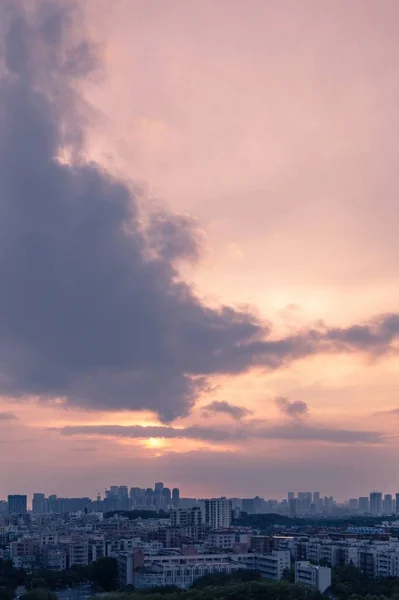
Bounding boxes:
[104,579,326,600]
[104,511,170,520]
[0,557,118,600]
[234,513,391,529]
[332,564,399,600]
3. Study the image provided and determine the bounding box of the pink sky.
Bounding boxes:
[1,0,399,500]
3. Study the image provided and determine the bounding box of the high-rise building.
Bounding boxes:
[383,494,393,514]
[370,491,383,515]
[32,493,46,514]
[170,506,203,527]
[8,495,27,515]
[348,498,359,512]
[242,498,256,514]
[162,487,171,508]
[204,497,232,529]
[395,494,399,514]
[119,486,128,499]
[358,497,369,513]
[298,492,312,513]
[145,488,154,507]
[172,488,180,508]
[289,497,298,517]
[313,492,320,504]
[154,482,164,493]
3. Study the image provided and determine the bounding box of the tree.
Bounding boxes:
[87,557,118,591]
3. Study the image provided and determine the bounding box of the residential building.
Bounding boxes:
[256,550,291,580]
[370,492,383,515]
[203,498,232,529]
[295,561,331,592]
[8,495,27,515]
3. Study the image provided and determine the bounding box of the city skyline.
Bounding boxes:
[1,0,399,496]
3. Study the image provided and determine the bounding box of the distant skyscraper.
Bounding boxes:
[383,494,393,514]
[288,492,295,501]
[289,497,298,517]
[119,486,128,499]
[162,487,171,508]
[370,491,382,515]
[359,497,369,513]
[396,494,399,514]
[298,492,312,513]
[242,498,256,514]
[154,482,164,493]
[172,488,180,508]
[348,498,359,512]
[32,493,45,514]
[8,495,27,515]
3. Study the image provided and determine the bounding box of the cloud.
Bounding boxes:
[202,400,252,420]
[275,397,308,420]
[374,407,399,417]
[0,411,17,420]
[59,422,383,445]
[0,2,399,423]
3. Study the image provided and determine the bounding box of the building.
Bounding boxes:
[8,495,27,515]
[172,488,180,508]
[359,497,370,513]
[204,498,232,530]
[370,492,383,516]
[170,507,203,527]
[295,561,331,592]
[396,494,399,515]
[32,493,46,514]
[256,551,291,580]
[207,531,236,550]
[67,541,89,567]
[118,551,255,588]
[383,495,393,515]
[348,499,359,512]
[250,536,274,554]
[135,561,243,589]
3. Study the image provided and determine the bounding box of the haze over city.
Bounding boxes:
[1,0,399,499]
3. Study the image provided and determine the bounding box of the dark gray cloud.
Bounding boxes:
[0,411,17,420]
[59,422,383,445]
[275,397,308,420]
[202,400,252,420]
[0,2,399,423]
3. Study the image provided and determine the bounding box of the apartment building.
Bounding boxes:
[256,551,291,580]
[295,562,331,593]
[203,498,232,530]
[135,561,243,589]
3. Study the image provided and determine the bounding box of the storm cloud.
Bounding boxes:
[59,423,384,445]
[275,397,309,420]
[0,1,399,422]
[202,400,252,420]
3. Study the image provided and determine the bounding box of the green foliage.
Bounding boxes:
[103,511,169,520]
[331,564,399,599]
[191,569,262,589]
[0,559,26,598]
[20,590,57,600]
[103,579,327,600]
[234,513,391,529]
[25,558,118,592]
[85,557,118,591]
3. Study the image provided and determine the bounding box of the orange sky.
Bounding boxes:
[1,0,399,500]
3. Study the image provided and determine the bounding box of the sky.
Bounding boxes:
[1,0,399,501]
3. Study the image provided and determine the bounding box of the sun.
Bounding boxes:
[145,437,164,449]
